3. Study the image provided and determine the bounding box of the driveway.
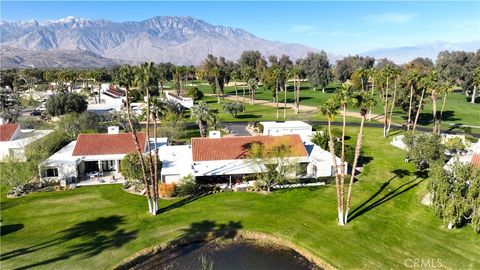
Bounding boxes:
[224,122,251,136]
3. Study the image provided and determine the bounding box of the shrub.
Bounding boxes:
[160,183,176,198]
[174,175,198,196]
[186,87,204,100]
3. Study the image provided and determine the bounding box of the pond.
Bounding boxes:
[129,239,321,270]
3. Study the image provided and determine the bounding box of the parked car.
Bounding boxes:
[30,110,42,116]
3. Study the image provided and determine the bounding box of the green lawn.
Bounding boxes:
[180,81,480,131]
[1,127,479,270]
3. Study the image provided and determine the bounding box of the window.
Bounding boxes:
[44,168,59,177]
[296,162,308,176]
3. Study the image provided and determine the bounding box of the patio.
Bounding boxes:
[77,171,125,186]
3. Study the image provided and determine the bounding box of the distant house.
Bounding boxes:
[445,140,480,169]
[0,123,54,161]
[260,121,313,139]
[165,91,194,109]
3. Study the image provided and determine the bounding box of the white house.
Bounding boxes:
[260,121,313,140]
[0,123,54,161]
[191,134,346,184]
[165,91,194,109]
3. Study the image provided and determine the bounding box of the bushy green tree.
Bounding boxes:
[45,92,87,116]
[430,162,480,232]
[174,175,198,197]
[58,112,102,140]
[404,132,445,169]
[121,152,152,181]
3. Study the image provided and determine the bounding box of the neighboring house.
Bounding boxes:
[260,121,313,139]
[40,128,147,183]
[0,123,54,161]
[191,134,345,184]
[165,91,194,109]
[87,85,125,115]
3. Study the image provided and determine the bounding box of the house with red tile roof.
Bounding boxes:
[40,128,150,183]
[0,123,54,161]
[191,134,345,184]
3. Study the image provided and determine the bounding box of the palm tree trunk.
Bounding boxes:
[125,84,152,213]
[432,92,437,134]
[327,119,342,225]
[234,82,238,101]
[345,115,365,224]
[153,112,161,213]
[145,88,156,215]
[215,77,220,103]
[276,82,279,119]
[339,104,347,225]
[386,78,397,136]
[383,78,389,138]
[284,84,287,119]
[438,93,447,135]
[407,84,414,131]
[242,85,246,103]
[413,87,426,132]
[98,83,102,104]
[160,81,164,96]
[471,85,476,103]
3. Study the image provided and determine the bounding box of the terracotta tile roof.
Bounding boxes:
[472,153,480,166]
[105,86,124,98]
[72,132,146,156]
[192,134,308,162]
[0,124,20,141]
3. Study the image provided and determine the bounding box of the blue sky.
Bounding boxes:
[1,1,479,55]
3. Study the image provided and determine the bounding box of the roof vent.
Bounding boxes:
[209,130,221,138]
[108,126,120,134]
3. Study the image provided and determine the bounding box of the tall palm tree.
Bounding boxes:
[135,62,160,215]
[290,67,302,114]
[381,66,395,137]
[405,71,419,131]
[114,64,153,214]
[386,68,400,136]
[191,102,216,137]
[437,80,452,135]
[335,83,352,225]
[319,99,342,224]
[412,75,427,132]
[344,91,376,224]
[424,71,440,134]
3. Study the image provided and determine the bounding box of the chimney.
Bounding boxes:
[108,126,120,134]
[209,130,221,138]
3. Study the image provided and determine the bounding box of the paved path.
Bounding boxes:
[207,94,387,123]
[224,122,252,136]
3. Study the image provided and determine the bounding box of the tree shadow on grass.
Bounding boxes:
[348,169,428,222]
[1,215,137,270]
[0,224,24,236]
[119,220,243,270]
[236,114,261,119]
[157,193,209,214]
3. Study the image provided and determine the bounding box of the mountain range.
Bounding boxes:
[0,16,478,68]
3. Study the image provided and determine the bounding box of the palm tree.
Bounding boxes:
[319,99,342,224]
[114,64,153,214]
[405,71,419,131]
[231,68,240,101]
[135,62,160,215]
[290,67,302,114]
[335,83,352,225]
[247,78,258,105]
[386,68,400,136]
[437,80,452,135]
[191,102,216,137]
[424,71,441,134]
[344,91,376,224]
[381,66,395,137]
[412,75,427,132]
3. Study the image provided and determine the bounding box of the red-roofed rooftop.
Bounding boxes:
[72,132,146,156]
[191,134,307,162]
[472,153,480,166]
[0,124,20,141]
